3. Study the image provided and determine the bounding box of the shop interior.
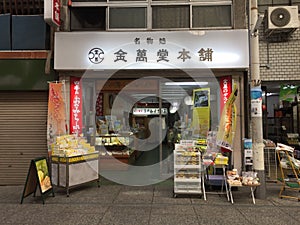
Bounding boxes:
[49,77,300,195]
[87,75,223,172]
[262,80,300,154]
[79,77,300,168]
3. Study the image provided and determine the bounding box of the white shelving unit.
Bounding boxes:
[173,149,205,199]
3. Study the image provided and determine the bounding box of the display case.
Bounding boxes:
[51,152,100,197]
[50,134,100,196]
[173,142,205,198]
[95,133,138,170]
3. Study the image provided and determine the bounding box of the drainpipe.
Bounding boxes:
[250,0,266,199]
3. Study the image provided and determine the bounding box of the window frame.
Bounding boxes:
[70,0,233,30]
[108,6,148,30]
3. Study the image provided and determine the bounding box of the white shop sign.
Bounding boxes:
[54,30,249,70]
[133,108,168,116]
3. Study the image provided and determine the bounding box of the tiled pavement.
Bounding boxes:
[0,179,300,225]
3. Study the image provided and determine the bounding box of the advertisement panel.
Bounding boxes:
[192,88,210,137]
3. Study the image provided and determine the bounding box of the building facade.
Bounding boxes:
[55,0,249,179]
[0,0,299,185]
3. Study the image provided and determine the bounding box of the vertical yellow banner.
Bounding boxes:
[216,84,238,150]
[192,88,210,137]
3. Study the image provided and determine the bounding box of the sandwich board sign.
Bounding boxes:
[21,157,54,204]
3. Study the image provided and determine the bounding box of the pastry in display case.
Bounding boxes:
[95,133,137,170]
[50,134,99,196]
[173,140,206,199]
[51,134,96,157]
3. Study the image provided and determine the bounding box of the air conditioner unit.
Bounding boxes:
[267,6,299,30]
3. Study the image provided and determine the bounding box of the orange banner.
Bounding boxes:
[47,82,67,152]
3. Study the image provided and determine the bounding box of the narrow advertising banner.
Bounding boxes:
[70,77,83,135]
[47,82,67,154]
[216,84,238,150]
[220,76,232,113]
[192,88,210,137]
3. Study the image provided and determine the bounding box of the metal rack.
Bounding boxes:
[203,163,229,201]
[264,147,277,181]
[173,149,205,199]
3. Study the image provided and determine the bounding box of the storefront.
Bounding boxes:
[54,30,249,179]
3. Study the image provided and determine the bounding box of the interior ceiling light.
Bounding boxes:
[184,96,193,105]
[283,84,297,89]
[169,106,178,113]
[164,82,208,86]
[265,92,279,97]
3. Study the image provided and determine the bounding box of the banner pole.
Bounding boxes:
[62,80,69,134]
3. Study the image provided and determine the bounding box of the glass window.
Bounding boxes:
[272,0,290,5]
[72,0,106,2]
[71,1,234,30]
[258,0,273,4]
[109,7,147,29]
[70,7,106,31]
[109,0,146,1]
[192,5,231,28]
[152,6,189,29]
[152,0,189,1]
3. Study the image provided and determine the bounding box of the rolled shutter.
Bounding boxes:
[0,91,48,185]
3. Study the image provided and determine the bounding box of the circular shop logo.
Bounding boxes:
[88,48,104,64]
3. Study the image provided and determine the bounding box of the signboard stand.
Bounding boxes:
[20,157,55,204]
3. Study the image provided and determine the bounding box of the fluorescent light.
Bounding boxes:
[165,82,208,86]
[184,96,193,105]
[169,106,178,113]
